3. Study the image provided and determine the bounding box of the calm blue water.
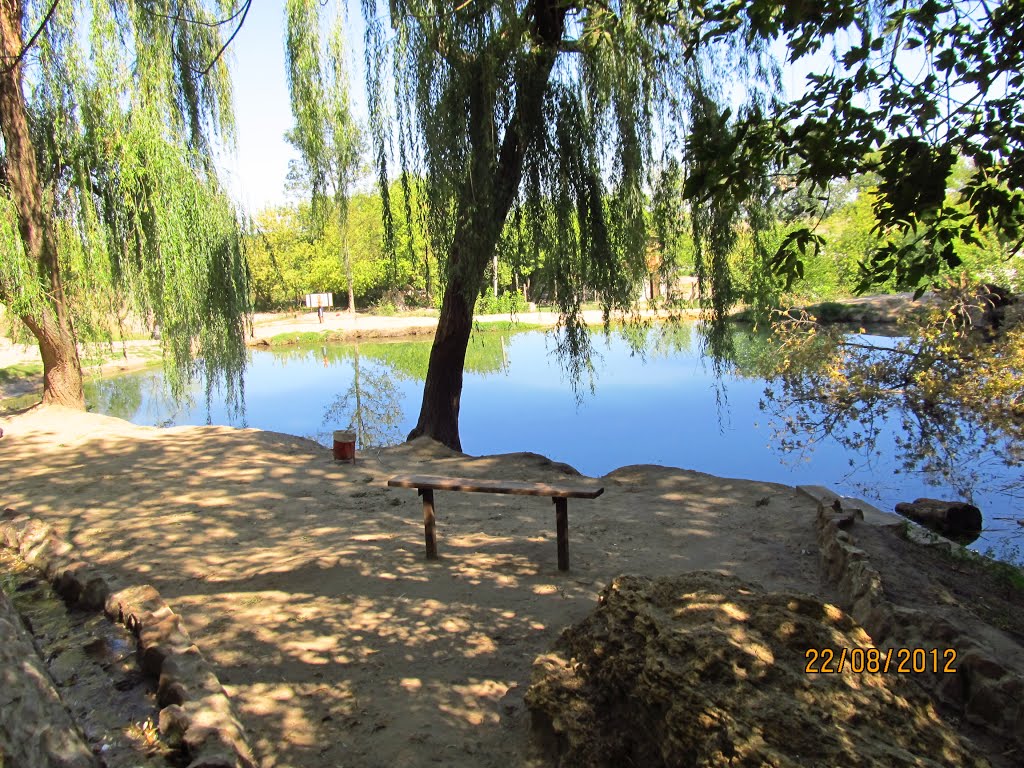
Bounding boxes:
[85,325,1022,562]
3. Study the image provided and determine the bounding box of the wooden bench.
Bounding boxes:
[386,474,604,571]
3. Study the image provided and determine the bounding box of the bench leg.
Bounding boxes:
[554,497,569,571]
[420,488,438,559]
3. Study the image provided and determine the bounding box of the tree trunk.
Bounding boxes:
[424,241,433,304]
[407,278,475,450]
[21,314,85,407]
[407,0,566,449]
[345,248,356,315]
[0,0,85,408]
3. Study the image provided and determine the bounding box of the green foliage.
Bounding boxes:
[285,0,365,310]
[1,0,249,402]
[473,289,528,316]
[273,331,521,379]
[359,0,775,377]
[688,0,1024,297]
[246,188,431,311]
[0,362,42,384]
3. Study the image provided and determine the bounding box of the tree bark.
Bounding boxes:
[407,277,476,449]
[345,247,356,315]
[407,0,565,449]
[0,0,85,408]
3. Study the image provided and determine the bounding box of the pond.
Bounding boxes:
[84,323,1022,563]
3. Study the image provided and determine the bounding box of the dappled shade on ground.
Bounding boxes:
[0,406,827,767]
[527,572,986,768]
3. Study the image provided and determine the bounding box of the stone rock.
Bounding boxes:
[138,607,196,676]
[526,572,988,768]
[104,583,167,629]
[158,703,191,748]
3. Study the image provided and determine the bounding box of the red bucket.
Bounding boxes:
[333,430,356,462]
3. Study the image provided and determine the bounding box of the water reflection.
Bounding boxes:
[83,324,1022,563]
[728,324,1023,554]
[320,344,404,449]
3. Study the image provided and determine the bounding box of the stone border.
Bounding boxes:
[0,508,257,768]
[798,486,1024,751]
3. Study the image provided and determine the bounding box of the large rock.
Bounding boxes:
[894,498,983,541]
[526,572,988,768]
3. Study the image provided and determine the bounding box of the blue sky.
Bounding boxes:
[220,2,295,213]
[222,0,368,214]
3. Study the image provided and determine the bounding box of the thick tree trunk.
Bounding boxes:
[21,313,84,407]
[407,0,566,449]
[407,278,475,449]
[0,0,85,408]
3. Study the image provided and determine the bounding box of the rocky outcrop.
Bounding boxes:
[894,498,983,542]
[805,487,1024,754]
[0,509,257,768]
[526,572,987,768]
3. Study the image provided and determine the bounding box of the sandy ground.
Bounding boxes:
[0,406,829,768]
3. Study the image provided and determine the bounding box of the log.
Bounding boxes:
[894,498,982,538]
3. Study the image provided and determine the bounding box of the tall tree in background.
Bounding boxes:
[285,0,363,315]
[358,0,774,449]
[0,0,250,407]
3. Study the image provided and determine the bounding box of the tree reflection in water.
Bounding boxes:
[735,306,1024,546]
[321,344,404,450]
[316,331,518,449]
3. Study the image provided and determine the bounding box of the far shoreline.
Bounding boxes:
[2,292,927,404]
[0,307,698,403]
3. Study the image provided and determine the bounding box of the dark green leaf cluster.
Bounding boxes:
[361,0,774,375]
[687,0,1024,296]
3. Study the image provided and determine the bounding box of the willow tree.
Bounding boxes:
[358,0,773,449]
[0,0,249,408]
[285,0,363,314]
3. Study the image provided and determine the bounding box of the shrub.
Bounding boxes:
[475,289,528,315]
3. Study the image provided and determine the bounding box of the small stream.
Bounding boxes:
[0,549,180,767]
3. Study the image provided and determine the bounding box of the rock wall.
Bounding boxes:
[806,487,1024,753]
[0,587,98,768]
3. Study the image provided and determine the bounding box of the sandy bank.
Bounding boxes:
[1,406,1022,767]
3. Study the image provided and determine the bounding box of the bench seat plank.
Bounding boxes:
[387,474,604,499]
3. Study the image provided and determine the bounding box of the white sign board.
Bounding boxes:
[304,293,334,308]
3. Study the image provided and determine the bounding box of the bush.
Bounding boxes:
[475,289,528,315]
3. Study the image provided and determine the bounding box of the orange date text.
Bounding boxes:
[804,647,957,674]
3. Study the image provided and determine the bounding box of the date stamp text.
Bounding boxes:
[804,647,957,674]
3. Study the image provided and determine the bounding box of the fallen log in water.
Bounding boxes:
[894,498,983,543]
